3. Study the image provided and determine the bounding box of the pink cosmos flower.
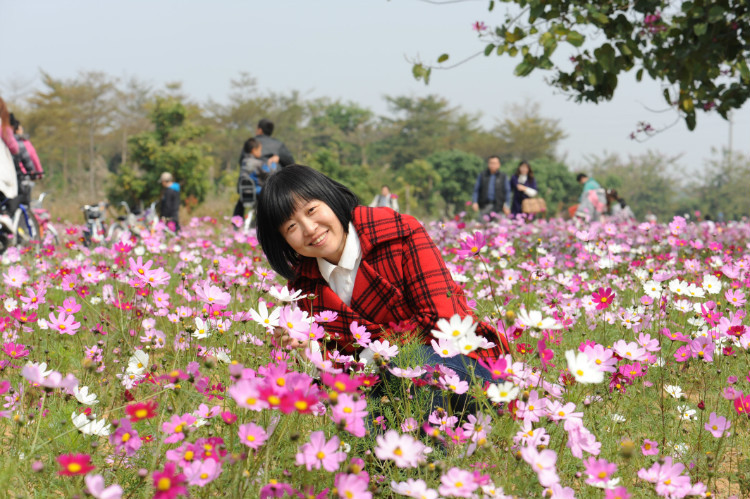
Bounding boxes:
[367,340,399,361]
[183,459,222,487]
[520,446,559,487]
[238,422,268,450]
[3,265,29,288]
[583,457,618,486]
[374,430,426,468]
[334,473,371,499]
[704,412,731,438]
[278,305,311,342]
[228,379,268,411]
[85,474,123,499]
[725,288,746,307]
[48,311,81,335]
[296,431,347,472]
[194,281,231,309]
[439,467,479,497]
[152,461,187,499]
[689,336,714,362]
[330,393,368,437]
[161,414,196,444]
[3,342,29,359]
[604,487,631,499]
[641,438,659,456]
[456,231,486,258]
[109,418,141,456]
[592,287,615,309]
[637,457,692,497]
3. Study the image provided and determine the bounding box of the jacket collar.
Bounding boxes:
[296,206,409,279]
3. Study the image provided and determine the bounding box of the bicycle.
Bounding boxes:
[238,175,259,232]
[1,175,43,250]
[31,191,59,245]
[81,202,108,247]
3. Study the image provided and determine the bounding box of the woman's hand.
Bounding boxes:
[517,184,526,191]
[271,326,309,350]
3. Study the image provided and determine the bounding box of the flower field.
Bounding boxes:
[1,214,749,498]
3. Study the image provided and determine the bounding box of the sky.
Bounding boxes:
[3,0,749,174]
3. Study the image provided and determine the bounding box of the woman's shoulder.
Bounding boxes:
[353,206,418,249]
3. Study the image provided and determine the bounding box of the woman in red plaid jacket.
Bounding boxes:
[255,165,509,376]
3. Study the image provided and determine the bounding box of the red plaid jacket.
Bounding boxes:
[291,206,509,360]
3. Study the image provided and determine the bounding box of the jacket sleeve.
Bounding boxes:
[399,220,509,355]
[1,127,19,155]
[24,140,43,174]
[503,177,511,209]
[471,174,482,204]
[278,142,295,167]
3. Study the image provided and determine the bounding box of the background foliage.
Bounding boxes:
[5,70,748,221]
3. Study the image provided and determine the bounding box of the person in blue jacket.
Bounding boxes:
[159,172,180,232]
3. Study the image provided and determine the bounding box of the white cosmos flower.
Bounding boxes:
[71,412,111,436]
[701,274,722,294]
[565,350,604,384]
[685,284,706,298]
[249,301,281,329]
[73,385,99,405]
[664,385,684,398]
[668,279,687,295]
[487,382,520,403]
[192,317,211,339]
[126,350,149,375]
[642,280,663,299]
[26,361,54,378]
[516,309,561,330]
[268,285,306,302]
[432,315,477,341]
[611,414,626,423]
[676,405,697,421]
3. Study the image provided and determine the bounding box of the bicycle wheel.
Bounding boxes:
[16,211,42,248]
[107,222,125,243]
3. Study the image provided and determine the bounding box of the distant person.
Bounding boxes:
[233,137,279,218]
[368,185,399,212]
[158,172,180,232]
[471,155,510,221]
[509,160,538,216]
[9,113,44,179]
[605,189,635,222]
[575,173,606,222]
[238,118,294,168]
[0,97,19,208]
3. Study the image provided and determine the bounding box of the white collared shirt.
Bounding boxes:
[317,223,362,306]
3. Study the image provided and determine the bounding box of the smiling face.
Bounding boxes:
[280,199,346,264]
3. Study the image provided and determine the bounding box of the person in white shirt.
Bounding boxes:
[368,185,399,212]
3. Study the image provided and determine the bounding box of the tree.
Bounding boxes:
[108,97,212,209]
[399,159,442,216]
[414,1,750,130]
[492,100,566,161]
[689,149,750,221]
[426,150,485,215]
[378,95,480,169]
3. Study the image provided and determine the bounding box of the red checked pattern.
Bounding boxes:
[292,206,509,360]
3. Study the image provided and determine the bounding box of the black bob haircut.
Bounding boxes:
[256,164,360,280]
[576,173,589,182]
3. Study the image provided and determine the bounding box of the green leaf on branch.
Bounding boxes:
[484,44,496,56]
[693,23,707,36]
[437,53,449,63]
[514,59,535,77]
[636,68,644,81]
[739,60,750,83]
[707,5,724,23]
[594,44,615,73]
[566,31,585,47]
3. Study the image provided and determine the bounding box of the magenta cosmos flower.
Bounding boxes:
[592,287,615,310]
[152,462,187,499]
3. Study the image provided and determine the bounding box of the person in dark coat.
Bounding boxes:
[238,118,294,168]
[471,155,511,222]
[159,172,180,232]
[509,160,538,216]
